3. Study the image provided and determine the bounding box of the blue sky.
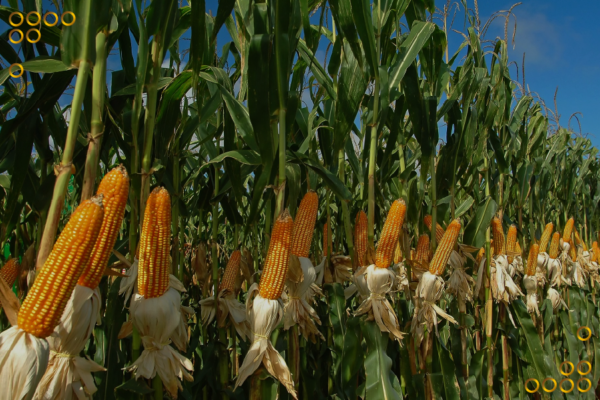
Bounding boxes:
[4,0,600,146]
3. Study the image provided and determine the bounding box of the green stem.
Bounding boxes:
[81,31,107,201]
[288,325,300,388]
[339,149,354,262]
[35,60,91,270]
[274,0,287,217]
[153,375,162,400]
[172,137,181,280]
[430,154,438,251]
[484,155,493,399]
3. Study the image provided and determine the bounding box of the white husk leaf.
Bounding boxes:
[234,284,297,399]
[546,288,568,311]
[128,288,193,398]
[284,257,324,342]
[475,255,523,304]
[391,262,410,295]
[588,262,600,287]
[354,265,404,341]
[446,250,474,308]
[508,255,523,277]
[411,271,458,347]
[535,253,548,288]
[0,326,49,400]
[199,290,250,341]
[33,285,104,400]
[522,275,540,316]
[345,267,371,301]
[118,257,138,305]
[547,257,562,287]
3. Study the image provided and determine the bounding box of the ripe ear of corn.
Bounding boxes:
[574,229,587,251]
[17,196,104,338]
[290,191,318,258]
[393,241,402,264]
[491,217,505,256]
[0,258,20,287]
[506,225,517,263]
[220,250,241,293]
[549,232,560,259]
[78,165,129,289]
[259,210,294,299]
[138,187,171,299]
[416,234,430,263]
[354,211,368,267]
[569,242,577,261]
[429,219,461,275]
[423,215,444,243]
[525,244,539,276]
[539,223,554,253]
[563,218,574,243]
[375,199,407,269]
[515,241,521,255]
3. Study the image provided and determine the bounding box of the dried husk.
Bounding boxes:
[0,326,49,400]
[284,257,324,342]
[475,255,523,304]
[33,285,104,400]
[547,256,562,287]
[316,254,352,285]
[354,265,404,341]
[522,275,540,316]
[128,288,193,398]
[546,288,568,311]
[391,261,410,295]
[446,249,475,309]
[118,257,139,305]
[234,283,297,399]
[345,266,371,301]
[199,289,250,341]
[411,271,458,347]
[535,253,548,288]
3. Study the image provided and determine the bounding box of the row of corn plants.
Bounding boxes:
[0,0,599,399]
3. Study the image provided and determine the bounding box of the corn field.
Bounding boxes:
[1,0,600,399]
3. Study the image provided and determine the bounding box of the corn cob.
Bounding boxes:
[569,241,577,262]
[220,250,241,293]
[259,210,294,300]
[525,244,539,276]
[574,229,587,251]
[18,196,104,338]
[549,232,560,259]
[0,258,19,287]
[354,211,368,267]
[393,241,403,264]
[491,217,505,256]
[429,219,461,276]
[475,247,485,265]
[416,234,430,263]
[506,225,517,263]
[78,165,129,289]
[423,215,444,243]
[515,241,522,255]
[375,200,407,269]
[323,222,330,257]
[563,218,574,243]
[290,191,318,258]
[138,187,171,299]
[539,223,554,253]
[591,243,598,263]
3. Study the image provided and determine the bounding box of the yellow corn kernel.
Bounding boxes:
[430,219,461,276]
[375,200,407,269]
[416,234,430,263]
[423,215,444,244]
[354,211,368,267]
[506,225,517,263]
[220,250,241,293]
[591,242,598,262]
[259,210,294,300]
[0,258,20,287]
[549,232,560,259]
[563,218,574,243]
[78,165,129,289]
[539,223,554,254]
[393,241,403,264]
[525,244,539,276]
[574,230,587,251]
[475,247,485,265]
[18,197,104,338]
[138,187,171,299]
[515,241,521,255]
[290,191,318,258]
[491,217,505,256]
[569,242,577,262]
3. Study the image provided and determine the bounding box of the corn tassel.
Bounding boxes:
[375,199,407,269]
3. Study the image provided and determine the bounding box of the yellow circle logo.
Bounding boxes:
[9,12,23,27]
[61,11,76,26]
[9,63,24,78]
